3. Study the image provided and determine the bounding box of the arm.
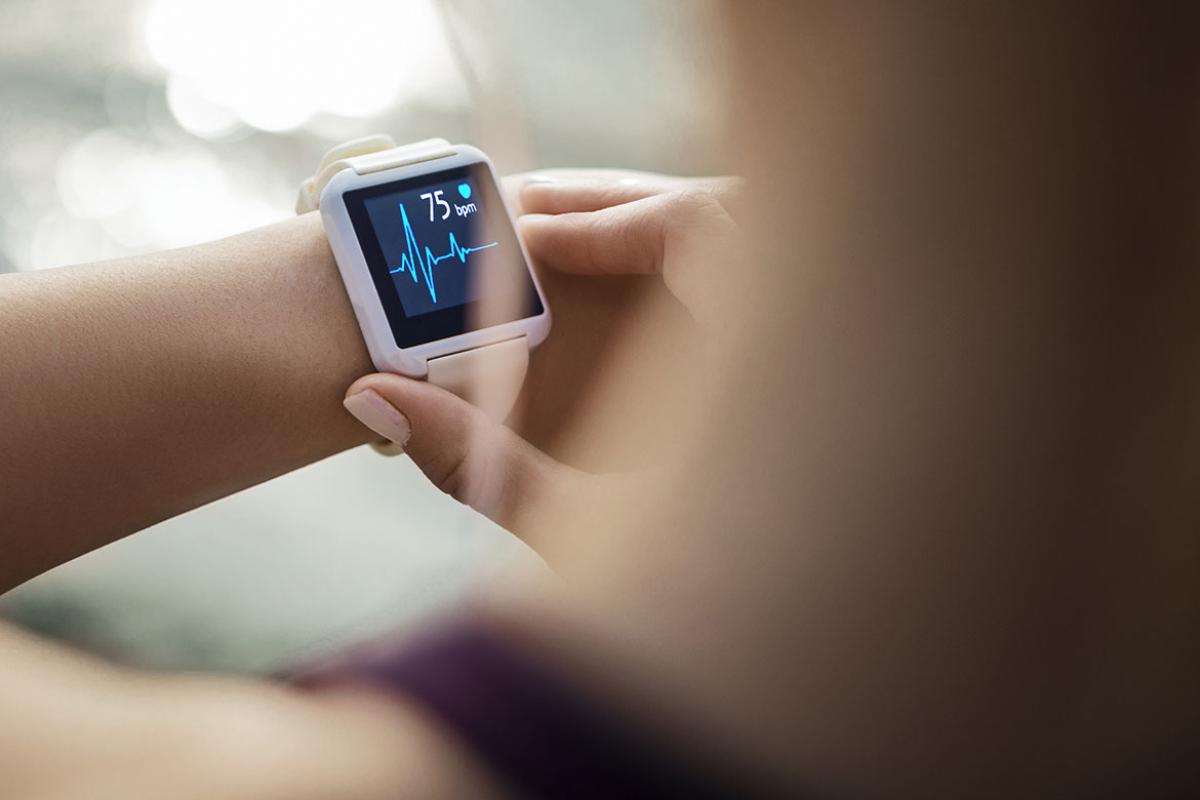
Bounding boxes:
[0,177,732,799]
[0,621,508,800]
[0,213,373,591]
[0,171,692,591]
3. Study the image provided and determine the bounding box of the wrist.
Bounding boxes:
[226,212,376,452]
[0,212,376,589]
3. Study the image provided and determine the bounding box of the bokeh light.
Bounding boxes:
[144,0,465,136]
[53,128,285,261]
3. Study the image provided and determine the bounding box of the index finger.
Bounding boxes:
[502,169,680,215]
[518,190,680,277]
[520,173,691,215]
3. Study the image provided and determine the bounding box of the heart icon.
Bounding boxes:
[457,183,472,200]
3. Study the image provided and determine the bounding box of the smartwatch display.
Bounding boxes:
[344,161,543,348]
[297,135,550,425]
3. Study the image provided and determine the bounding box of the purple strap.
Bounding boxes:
[294,620,778,799]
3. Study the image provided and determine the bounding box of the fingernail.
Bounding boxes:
[343,388,411,448]
[524,175,559,186]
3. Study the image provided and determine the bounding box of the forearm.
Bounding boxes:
[0,213,372,590]
[0,622,504,800]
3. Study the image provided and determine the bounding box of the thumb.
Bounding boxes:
[343,373,579,538]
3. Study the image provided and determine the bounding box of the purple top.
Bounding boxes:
[294,620,783,799]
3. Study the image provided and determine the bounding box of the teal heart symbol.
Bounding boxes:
[457,183,472,199]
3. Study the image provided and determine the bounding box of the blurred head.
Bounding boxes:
[506,2,1200,795]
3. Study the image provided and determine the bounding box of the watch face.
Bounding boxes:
[343,162,544,348]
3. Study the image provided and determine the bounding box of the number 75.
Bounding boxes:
[420,190,451,222]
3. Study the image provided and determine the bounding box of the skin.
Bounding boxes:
[0,212,373,592]
[0,620,508,799]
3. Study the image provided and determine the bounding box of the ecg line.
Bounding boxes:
[388,203,498,305]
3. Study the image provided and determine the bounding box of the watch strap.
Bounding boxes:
[295,135,455,214]
[427,336,529,422]
[370,335,528,457]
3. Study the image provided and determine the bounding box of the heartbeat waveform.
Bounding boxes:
[389,203,498,304]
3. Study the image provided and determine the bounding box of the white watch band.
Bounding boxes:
[295,135,455,214]
[427,335,529,422]
[297,135,531,452]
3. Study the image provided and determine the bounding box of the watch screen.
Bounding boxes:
[343,162,543,348]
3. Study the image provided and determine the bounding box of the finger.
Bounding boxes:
[522,173,745,216]
[520,193,669,277]
[503,169,676,215]
[520,187,737,278]
[520,173,688,215]
[343,373,579,538]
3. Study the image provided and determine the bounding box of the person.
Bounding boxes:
[2,2,1198,797]
[0,169,760,799]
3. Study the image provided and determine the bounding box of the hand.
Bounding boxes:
[342,171,742,549]
[516,170,743,327]
[503,171,743,466]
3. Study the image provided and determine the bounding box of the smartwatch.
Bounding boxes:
[296,135,550,426]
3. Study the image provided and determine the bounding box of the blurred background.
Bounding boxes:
[0,0,726,673]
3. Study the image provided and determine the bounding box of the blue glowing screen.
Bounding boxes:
[364,176,500,317]
[344,163,542,348]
